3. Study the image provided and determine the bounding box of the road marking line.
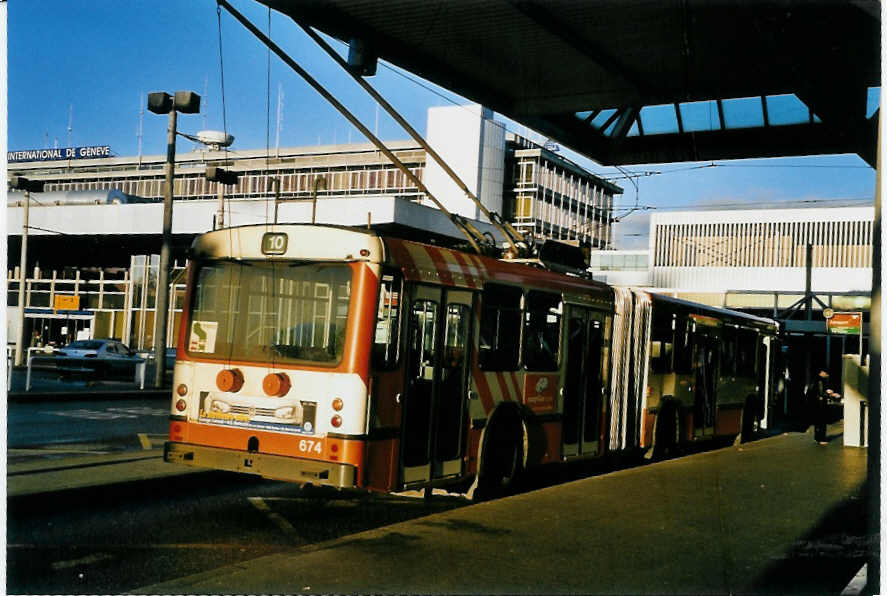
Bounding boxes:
[51,553,115,570]
[248,496,300,539]
[840,563,867,596]
[138,433,153,450]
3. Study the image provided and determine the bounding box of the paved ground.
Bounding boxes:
[6,380,873,596]
[130,425,872,595]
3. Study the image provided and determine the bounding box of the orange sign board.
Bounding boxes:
[53,295,80,311]
[826,311,862,335]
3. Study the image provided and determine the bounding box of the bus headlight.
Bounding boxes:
[209,399,231,413]
[274,406,296,420]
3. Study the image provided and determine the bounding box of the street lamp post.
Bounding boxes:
[147,91,200,388]
[205,166,239,229]
[10,176,45,366]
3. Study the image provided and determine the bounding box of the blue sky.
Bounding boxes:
[7,1,878,248]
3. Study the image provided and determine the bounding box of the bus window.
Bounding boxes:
[650,319,674,373]
[444,303,470,371]
[187,261,352,365]
[478,284,522,370]
[673,318,693,373]
[737,328,758,377]
[720,328,735,375]
[650,340,674,374]
[410,300,438,381]
[523,291,561,371]
[372,272,402,369]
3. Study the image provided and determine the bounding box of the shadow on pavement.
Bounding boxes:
[745,480,875,595]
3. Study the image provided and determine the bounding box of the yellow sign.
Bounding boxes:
[53,295,80,311]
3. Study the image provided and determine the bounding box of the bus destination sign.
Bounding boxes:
[261,232,288,255]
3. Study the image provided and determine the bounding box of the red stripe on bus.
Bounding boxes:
[449,250,478,289]
[469,299,494,414]
[385,238,419,279]
[425,246,455,285]
[509,371,522,403]
[473,369,495,414]
[496,372,512,401]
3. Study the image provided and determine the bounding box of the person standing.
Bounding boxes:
[806,370,829,444]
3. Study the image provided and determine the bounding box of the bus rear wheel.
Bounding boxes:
[475,416,524,501]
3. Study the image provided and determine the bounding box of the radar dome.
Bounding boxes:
[195,131,234,148]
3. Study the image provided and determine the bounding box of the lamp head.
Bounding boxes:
[147,92,173,114]
[174,91,201,114]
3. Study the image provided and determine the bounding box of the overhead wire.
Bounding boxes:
[260,5,281,373]
[265,5,273,226]
[216,2,234,231]
[216,2,237,370]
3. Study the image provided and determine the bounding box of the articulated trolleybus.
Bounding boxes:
[165,224,778,497]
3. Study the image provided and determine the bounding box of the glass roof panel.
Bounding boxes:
[722,97,765,129]
[679,100,720,132]
[591,109,618,130]
[866,87,880,118]
[765,94,810,126]
[638,104,679,135]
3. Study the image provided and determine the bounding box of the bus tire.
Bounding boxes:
[475,408,525,501]
[740,395,759,443]
[653,400,681,460]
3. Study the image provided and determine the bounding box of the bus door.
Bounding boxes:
[400,285,473,487]
[693,333,718,437]
[759,335,772,430]
[562,307,605,457]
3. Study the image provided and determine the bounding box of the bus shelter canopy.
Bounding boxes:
[258,0,879,166]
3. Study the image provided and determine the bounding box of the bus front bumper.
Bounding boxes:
[164,441,356,488]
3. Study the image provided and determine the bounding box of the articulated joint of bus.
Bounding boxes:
[164,441,357,488]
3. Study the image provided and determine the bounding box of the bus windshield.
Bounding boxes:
[186,260,352,365]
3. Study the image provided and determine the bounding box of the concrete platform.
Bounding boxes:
[131,428,872,595]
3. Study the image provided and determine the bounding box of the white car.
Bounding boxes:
[54,339,141,378]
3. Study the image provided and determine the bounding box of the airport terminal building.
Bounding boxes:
[6,105,621,350]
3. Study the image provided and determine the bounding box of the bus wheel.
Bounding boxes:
[653,402,680,460]
[475,416,524,501]
[740,395,759,443]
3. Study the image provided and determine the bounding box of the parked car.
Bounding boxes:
[54,339,142,379]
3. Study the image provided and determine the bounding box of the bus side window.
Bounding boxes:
[372,271,402,369]
[523,290,561,371]
[478,283,522,370]
[736,328,757,377]
[650,340,673,374]
[722,328,737,376]
[673,319,693,373]
[650,321,674,374]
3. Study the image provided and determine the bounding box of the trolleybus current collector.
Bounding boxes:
[165,223,778,498]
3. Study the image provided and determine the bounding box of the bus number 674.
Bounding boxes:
[298,439,322,455]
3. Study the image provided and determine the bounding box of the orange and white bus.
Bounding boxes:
[164,224,778,497]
